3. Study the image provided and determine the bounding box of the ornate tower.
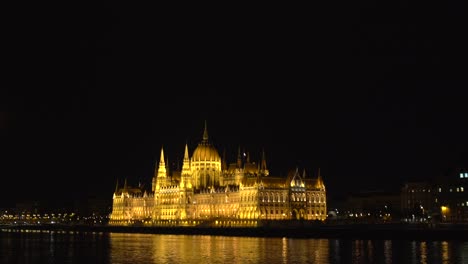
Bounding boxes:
[181,143,192,188]
[190,121,222,189]
[260,149,269,176]
[156,147,167,188]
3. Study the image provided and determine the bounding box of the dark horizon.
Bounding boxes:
[2,93,466,208]
[2,4,467,208]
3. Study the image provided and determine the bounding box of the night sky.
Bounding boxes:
[2,4,467,208]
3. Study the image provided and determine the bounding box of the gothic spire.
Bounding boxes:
[261,149,267,170]
[260,148,269,176]
[184,143,189,160]
[290,167,303,187]
[182,143,191,174]
[316,167,325,189]
[114,179,119,193]
[166,157,170,173]
[159,147,165,167]
[202,120,209,142]
[157,147,167,179]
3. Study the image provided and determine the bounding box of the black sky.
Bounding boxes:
[2,3,467,207]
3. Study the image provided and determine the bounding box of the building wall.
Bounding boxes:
[109,125,327,226]
[401,182,433,222]
[110,176,326,226]
[109,192,154,224]
[434,169,468,223]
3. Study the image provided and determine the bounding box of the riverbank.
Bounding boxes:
[2,222,467,240]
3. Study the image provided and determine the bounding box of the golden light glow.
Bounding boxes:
[109,123,327,226]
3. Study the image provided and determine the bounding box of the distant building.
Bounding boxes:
[400,182,433,222]
[434,168,468,222]
[335,190,401,223]
[74,197,112,217]
[15,200,41,215]
[400,168,468,223]
[109,122,327,226]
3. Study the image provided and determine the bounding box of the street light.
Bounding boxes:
[441,206,449,221]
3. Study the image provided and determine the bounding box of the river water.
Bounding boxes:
[1,229,467,263]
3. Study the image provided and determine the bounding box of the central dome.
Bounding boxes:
[191,121,220,162]
[192,143,221,162]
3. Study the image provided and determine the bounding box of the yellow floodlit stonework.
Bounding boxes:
[109,122,327,226]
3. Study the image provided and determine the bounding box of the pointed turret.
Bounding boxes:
[237,146,242,168]
[182,143,191,174]
[202,120,209,142]
[123,178,128,190]
[260,149,269,176]
[181,143,192,188]
[302,168,306,179]
[182,144,189,164]
[159,147,165,167]
[157,147,167,186]
[113,179,119,199]
[184,143,189,159]
[316,167,325,189]
[290,167,304,187]
[114,179,119,194]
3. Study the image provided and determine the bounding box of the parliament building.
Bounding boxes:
[109,123,327,227]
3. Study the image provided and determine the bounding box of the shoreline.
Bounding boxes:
[2,223,468,240]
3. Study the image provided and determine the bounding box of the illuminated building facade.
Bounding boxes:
[109,123,327,226]
[434,168,468,222]
[399,168,468,223]
[401,182,433,222]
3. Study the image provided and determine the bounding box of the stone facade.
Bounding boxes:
[109,123,327,226]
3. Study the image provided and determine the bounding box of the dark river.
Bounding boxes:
[1,229,467,263]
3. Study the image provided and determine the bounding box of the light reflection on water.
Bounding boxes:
[1,230,468,264]
[110,233,331,263]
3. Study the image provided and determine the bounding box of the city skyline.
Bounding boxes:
[2,4,467,208]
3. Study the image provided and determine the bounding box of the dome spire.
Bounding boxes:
[260,148,269,176]
[203,120,209,142]
[114,179,119,193]
[184,143,189,160]
[159,147,165,166]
